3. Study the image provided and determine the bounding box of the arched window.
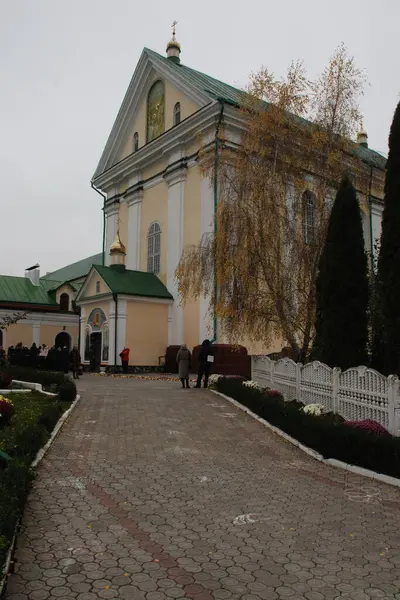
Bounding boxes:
[60,293,69,311]
[302,191,316,244]
[147,80,165,142]
[96,281,100,294]
[147,222,161,274]
[173,102,181,126]
[133,132,139,152]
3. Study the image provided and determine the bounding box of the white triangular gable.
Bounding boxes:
[76,267,112,302]
[92,48,212,179]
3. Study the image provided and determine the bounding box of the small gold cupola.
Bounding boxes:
[110,231,126,267]
[357,121,368,148]
[166,21,181,64]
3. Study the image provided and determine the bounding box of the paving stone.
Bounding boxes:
[4,376,400,600]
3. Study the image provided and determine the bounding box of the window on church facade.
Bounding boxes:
[133,132,139,152]
[60,293,69,311]
[147,222,161,274]
[96,281,100,294]
[302,191,316,244]
[147,80,165,142]
[174,102,181,126]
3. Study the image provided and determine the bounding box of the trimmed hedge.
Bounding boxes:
[0,392,73,569]
[217,378,400,479]
[3,365,70,391]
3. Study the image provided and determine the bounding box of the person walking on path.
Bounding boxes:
[120,347,130,374]
[176,344,191,388]
[195,339,214,389]
[69,345,81,380]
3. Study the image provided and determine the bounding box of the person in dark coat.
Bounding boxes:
[195,339,214,389]
[69,345,81,379]
[176,344,191,388]
[29,343,39,368]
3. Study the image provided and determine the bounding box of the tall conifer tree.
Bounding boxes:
[377,102,400,375]
[314,176,369,369]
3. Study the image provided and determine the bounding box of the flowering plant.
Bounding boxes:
[345,419,390,436]
[243,380,261,390]
[301,403,324,416]
[0,395,14,424]
[208,374,222,385]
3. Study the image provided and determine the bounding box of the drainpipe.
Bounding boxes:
[113,293,118,372]
[211,99,225,343]
[91,181,107,266]
[368,166,374,267]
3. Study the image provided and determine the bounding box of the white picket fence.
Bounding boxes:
[251,356,400,435]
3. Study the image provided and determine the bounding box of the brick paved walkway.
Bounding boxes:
[5,376,400,600]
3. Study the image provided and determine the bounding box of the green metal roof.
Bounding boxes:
[0,275,57,305]
[146,48,245,107]
[43,253,103,283]
[88,265,173,300]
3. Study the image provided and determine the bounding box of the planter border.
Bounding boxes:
[211,389,400,489]
[0,393,81,598]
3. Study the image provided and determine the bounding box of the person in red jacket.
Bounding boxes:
[120,347,130,374]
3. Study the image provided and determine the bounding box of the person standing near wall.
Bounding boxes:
[195,340,214,389]
[176,344,191,388]
[120,347,130,374]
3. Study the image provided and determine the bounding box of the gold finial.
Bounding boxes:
[171,20,177,38]
[110,218,126,255]
[167,20,181,60]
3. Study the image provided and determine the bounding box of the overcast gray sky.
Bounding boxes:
[0,0,398,277]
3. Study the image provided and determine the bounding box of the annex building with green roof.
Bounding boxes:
[1,30,387,368]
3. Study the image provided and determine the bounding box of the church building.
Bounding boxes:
[0,29,387,368]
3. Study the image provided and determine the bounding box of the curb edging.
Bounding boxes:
[0,393,81,598]
[211,389,400,489]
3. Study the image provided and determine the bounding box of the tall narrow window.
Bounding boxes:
[95,281,100,294]
[173,102,181,126]
[302,191,316,244]
[60,293,69,311]
[147,222,161,274]
[133,132,139,152]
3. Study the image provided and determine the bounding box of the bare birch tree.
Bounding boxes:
[176,44,368,361]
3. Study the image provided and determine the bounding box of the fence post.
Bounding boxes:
[332,367,340,414]
[296,362,302,401]
[387,375,397,435]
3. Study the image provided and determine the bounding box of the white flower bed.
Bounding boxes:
[242,380,261,390]
[301,403,325,416]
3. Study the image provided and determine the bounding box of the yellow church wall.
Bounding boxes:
[140,183,168,283]
[164,80,199,131]
[126,302,169,365]
[118,78,201,163]
[143,159,167,181]
[5,323,33,348]
[83,272,111,299]
[40,325,78,348]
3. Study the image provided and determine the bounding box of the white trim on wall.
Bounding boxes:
[108,299,116,365]
[199,174,214,343]
[126,190,143,271]
[116,299,127,364]
[32,323,40,346]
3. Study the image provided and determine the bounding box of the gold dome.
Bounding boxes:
[167,35,181,51]
[110,232,126,254]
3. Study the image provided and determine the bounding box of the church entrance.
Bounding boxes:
[55,331,71,351]
[90,332,102,370]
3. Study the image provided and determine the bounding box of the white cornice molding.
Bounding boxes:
[118,294,173,305]
[143,175,165,191]
[0,309,78,326]
[93,102,220,189]
[125,188,144,205]
[76,293,114,306]
[164,166,187,187]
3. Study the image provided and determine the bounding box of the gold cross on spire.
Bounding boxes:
[171,20,177,37]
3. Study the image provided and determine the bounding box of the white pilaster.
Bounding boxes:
[199,174,214,342]
[104,203,119,266]
[116,299,127,364]
[108,299,116,365]
[165,167,186,346]
[79,306,86,359]
[32,323,40,346]
[126,189,143,271]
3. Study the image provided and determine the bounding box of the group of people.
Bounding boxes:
[176,339,214,389]
[1,342,82,378]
